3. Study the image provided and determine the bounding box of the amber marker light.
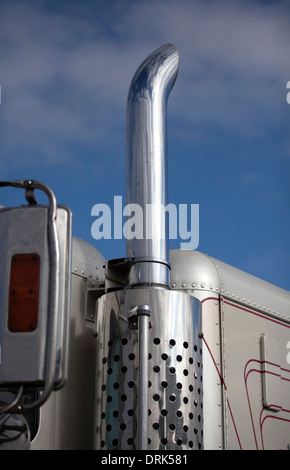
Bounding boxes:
[8,253,40,332]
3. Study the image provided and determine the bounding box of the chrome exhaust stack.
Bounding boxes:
[95,45,203,451]
[126,44,179,287]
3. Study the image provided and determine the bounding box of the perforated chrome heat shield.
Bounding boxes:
[94,289,203,450]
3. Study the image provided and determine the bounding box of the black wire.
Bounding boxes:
[0,386,23,415]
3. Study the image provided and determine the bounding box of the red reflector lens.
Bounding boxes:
[8,254,40,332]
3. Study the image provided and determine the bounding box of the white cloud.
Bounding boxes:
[240,171,261,185]
[0,0,289,171]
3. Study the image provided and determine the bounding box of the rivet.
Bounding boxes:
[182,283,186,288]
[201,283,205,288]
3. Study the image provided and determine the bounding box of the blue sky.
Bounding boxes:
[0,0,289,290]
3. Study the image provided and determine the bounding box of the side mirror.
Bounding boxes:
[0,180,71,412]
